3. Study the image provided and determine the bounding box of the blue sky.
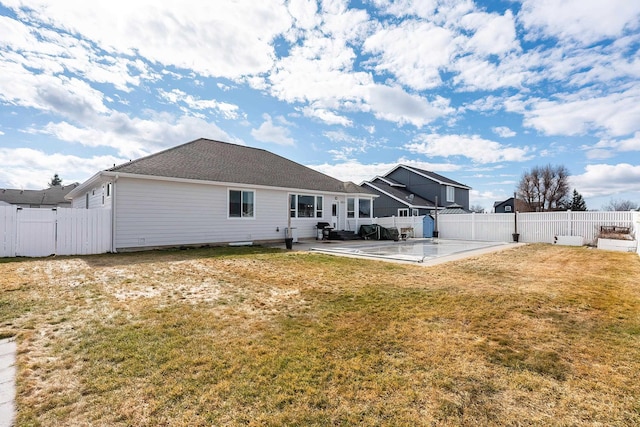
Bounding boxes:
[1,0,639,211]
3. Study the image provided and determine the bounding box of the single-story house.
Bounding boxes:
[0,184,79,208]
[362,165,471,218]
[65,138,377,251]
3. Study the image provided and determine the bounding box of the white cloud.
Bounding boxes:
[301,107,352,126]
[250,114,295,146]
[4,0,292,79]
[158,89,242,120]
[492,126,516,138]
[406,134,532,163]
[288,0,320,30]
[0,58,109,118]
[523,87,640,137]
[0,147,125,190]
[32,113,234,159]
[0,15,156,92]
[519,0,640,45]
[364,85,453,127]
[571,163,640,198]
[460,10,519,57]
[363,20,455,90]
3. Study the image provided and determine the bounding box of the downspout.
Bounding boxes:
[111,175,118,253]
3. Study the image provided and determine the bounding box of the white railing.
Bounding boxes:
[0,206,112,257]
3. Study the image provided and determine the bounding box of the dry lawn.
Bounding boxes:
[1,244,639,426]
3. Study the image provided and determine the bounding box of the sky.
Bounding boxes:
[1,0,639,211]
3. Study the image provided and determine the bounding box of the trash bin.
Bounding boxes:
[285,227,298,243]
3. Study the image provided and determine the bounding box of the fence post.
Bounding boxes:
[471,212,475,240]
[567,209,572,235]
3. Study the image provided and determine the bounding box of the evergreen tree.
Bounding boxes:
[49,173,62,187]
[568,189,587,211]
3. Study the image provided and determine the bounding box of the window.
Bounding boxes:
[229,189,255,218]
[446,186,455,202]
[347,198,355,218]
[398,208,409,217]
[412,209,419,216]
[106,183,112,197]
[358,199,371,218]
[290,195,323,218]
[504,205,512,212]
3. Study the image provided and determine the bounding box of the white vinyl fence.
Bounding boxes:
[1,206,111,257]
[437,210,636,245]
[374,215,424,238]
[373,211,637,246]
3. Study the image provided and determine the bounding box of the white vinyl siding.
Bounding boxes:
[113,178,338,249]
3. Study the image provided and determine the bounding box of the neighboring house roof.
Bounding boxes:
[494,197,530,212]
[362,181,434,208]
[372,176,406,187]
[0,184,79,206]
[435,205,469,214]
[389,165,471,189]
[68,139,374,199]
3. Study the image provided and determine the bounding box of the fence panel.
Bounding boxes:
[56,208,112,255]
[437,211,635,244]
[374,216,423,238]
[0,206,17,257]
[16,208,57,257]
[0,207,111,258]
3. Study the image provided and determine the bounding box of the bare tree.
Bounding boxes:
[602,199,638,211]
[517,164,570,212]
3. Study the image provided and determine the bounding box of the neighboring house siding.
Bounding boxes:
[387,168,442,203]
[113,178,342,249]
[387,168,469,210]
[371,192,404,218]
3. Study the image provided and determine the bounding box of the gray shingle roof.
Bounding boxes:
[109,138,369,194]
[400,165,470,189]
[0,184,78,206]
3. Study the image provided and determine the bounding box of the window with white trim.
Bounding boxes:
[504,205,512,212]
[229,189,255,218]
[446,185,455,202]
[358,199,371,218]
[290,194,323,218]
[347,198,355,218]
[412,209,419,216]
[398,208,409,217]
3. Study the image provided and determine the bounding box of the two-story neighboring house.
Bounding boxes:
[362,165,471,218]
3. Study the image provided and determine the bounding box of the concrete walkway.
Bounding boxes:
[0,338,16,427]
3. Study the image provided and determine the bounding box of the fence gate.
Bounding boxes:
[16,208,57,257]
